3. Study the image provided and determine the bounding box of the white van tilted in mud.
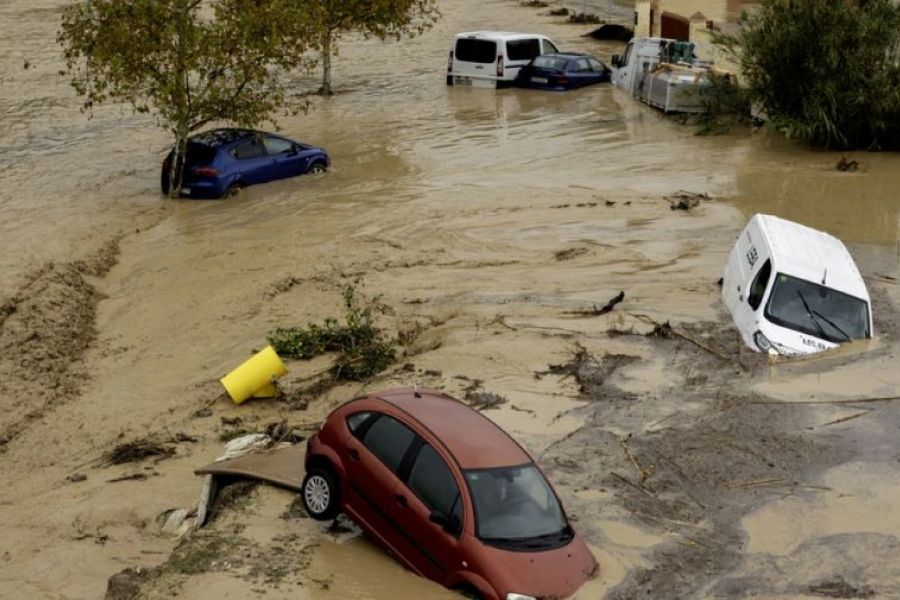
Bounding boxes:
[722,214,873,355]
[447,31,559,88]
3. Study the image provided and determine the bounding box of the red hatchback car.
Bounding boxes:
[301,387,598,599]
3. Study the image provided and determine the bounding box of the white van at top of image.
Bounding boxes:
[722,214,873,356]
[447,31,560,88]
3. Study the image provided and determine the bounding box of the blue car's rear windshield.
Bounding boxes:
[532,56,568,71]
[184,142,217,166]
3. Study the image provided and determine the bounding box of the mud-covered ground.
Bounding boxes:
[2,0,900,599]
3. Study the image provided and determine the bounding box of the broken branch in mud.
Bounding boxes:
[724,477,785,489]
[610,471,656,498]
[749,396,900,406]
[631,313,740,367]
[564,291,625,317]
[107,473,150,483]
[820,410,871,427]
[809,576,874,598]
[665,190,709,211]
[619,435,653,490]
[104,437,175,465]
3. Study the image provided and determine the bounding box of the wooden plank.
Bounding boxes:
[195,444,305,492]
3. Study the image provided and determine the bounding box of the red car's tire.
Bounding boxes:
[301,467,340,521]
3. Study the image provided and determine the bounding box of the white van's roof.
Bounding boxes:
[454,31,548,41]
[753,214,869,300]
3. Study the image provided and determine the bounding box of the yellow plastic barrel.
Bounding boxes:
[220,346,288,404]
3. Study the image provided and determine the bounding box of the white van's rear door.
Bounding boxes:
[452,37,498,84]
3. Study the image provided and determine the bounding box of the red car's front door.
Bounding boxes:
[342,413,423,571]
[389,441,467,584]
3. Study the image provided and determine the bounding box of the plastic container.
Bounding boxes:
[220,346,288,404]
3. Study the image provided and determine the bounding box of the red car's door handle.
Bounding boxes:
[395,494,408,507]
[348,448,360,461]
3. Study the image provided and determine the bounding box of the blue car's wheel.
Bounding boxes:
[309,162,327,175]
[223,184,242,199]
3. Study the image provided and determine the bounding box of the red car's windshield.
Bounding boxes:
[465,464,571,550]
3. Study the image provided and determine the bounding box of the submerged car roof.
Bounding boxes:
[375,388,531,470]
[754,214,869,300]
[455,31,549,40]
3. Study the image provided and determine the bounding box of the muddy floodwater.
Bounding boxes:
[2,0,900,599]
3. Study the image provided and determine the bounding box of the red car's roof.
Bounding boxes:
[374,387,531,470]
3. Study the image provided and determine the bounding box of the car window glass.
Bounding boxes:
[408,444,461,523]
[533,56,567,70]
[575,58,591,72]
[264,136,294,155]
[747,259,771,310]
[542,39,559,54]
[455,38,496,64]
[184,142,216,166]
[361,415,415,473]
[232,137,266,160]
[588,58,605,71]
[506,39,541,61]
[346,411,373,435]
[465,465,566,540]
[621,42,634,67]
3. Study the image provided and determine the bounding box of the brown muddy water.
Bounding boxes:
[1,0,900,599]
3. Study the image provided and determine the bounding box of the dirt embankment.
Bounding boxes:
[0,238,120,449]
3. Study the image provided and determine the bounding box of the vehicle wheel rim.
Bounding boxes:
[305,475,330,514]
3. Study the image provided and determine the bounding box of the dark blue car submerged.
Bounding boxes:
[515,52,611,91]
[161,129,329,199]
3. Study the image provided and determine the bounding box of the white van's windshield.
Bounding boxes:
[764,273,870,343]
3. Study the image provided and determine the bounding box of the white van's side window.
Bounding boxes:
[456,39,497,63]
[506,39,542,61]
[747,259,771,310]
[621,42,634,67]
[542,39,559,54]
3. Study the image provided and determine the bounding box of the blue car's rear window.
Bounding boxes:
[532,56,569,71]
[184,142,216,166]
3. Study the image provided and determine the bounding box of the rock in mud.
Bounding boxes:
[105,567,156,600]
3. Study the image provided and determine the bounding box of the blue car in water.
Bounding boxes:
[515,52,611,91]
[161,129,329,199]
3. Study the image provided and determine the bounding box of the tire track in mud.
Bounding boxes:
[0,238,120,451]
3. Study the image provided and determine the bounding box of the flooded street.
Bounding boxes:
[1,0,899,598]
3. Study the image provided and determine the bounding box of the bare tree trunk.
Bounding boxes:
[320,30,333,95]
[167,127,188,199]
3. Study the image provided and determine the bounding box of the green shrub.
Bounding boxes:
[696,73,752,135]
[718,0,900,149]
[268,284,395,381]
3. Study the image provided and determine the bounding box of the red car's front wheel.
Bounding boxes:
[301,468,340,520]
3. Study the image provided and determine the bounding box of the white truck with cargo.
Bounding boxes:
[722,214,873,356]
[611,36,713,113]
[447,31,560,88]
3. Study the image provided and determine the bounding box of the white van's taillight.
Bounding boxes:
[497,54,504,77]
[447,51,453,73]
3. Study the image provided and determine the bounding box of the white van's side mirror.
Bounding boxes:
[611,54,621,68]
